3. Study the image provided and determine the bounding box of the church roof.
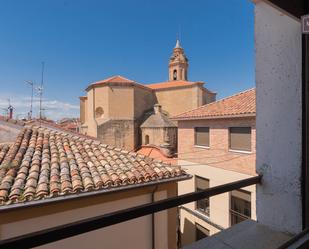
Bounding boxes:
[173,88,256,120]
[141,111,177,128]
[86,75,151,91]
[147,80,205,90]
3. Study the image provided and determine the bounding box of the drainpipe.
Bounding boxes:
[151,185,158,249]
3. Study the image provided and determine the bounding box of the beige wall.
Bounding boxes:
[178,160,256,247]
[134,87,156,119]
[0,183,178,249]
[154,85,215,117]
[178,117,256,176]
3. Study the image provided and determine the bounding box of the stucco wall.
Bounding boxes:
[108,86,134,118]
[154,86,203,117]
[134,87,156,119]
[255,1,302,234]
[141,127,177,149]
[178,160,256,247]
[178,117,256,175]
[0,183,178,249]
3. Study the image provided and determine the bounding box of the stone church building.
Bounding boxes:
[79,40,216,152]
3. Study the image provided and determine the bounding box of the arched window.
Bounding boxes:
[173,69,177,80]
[95,107,104,118]
[145,135,150,145]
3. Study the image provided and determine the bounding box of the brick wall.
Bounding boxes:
[177,117,256,175]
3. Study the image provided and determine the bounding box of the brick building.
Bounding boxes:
[79,40,216,152]
[172,88,256,246]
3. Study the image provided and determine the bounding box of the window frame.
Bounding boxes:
[194,127,210,148]
[229,127,252,153]
[229,189,251,226]
[195,175,210,217]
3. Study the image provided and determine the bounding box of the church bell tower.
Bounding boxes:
[168,39,189,81]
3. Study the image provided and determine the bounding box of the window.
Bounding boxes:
[230,190,251,226]
[195,176,210,216]
[145,135,149,145]
[173,69,177,80]
[95,107,104,119]
[194,127,209,147]
[195,223,209,241]
[229,127,251,152]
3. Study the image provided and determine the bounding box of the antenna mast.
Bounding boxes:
[25,81,34,120]
[39,62,45,120]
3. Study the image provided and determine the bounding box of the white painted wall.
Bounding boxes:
[255,1,302,234]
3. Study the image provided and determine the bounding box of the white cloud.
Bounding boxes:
[0,93,79,121]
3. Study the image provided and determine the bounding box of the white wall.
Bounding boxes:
[255,1,302,234]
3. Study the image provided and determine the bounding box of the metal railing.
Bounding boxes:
[0,175,262,249]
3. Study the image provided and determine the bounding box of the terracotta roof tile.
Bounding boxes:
[0,126,186,206]
[173,88,256,120]
[146,80,202,90]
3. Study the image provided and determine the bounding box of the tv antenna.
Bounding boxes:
[25,80,34,120]
[39,62,45,120]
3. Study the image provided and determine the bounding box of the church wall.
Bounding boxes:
[79,98,86,124]
[97,119,136,150]
[94,86,109,118]
[84,89,98,137]
[154,86,201,117]
[134,87,156,119]
[141,127,177,151]
[108,86,134,119]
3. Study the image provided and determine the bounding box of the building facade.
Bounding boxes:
[79,40,216,152]
[173,89,257,246]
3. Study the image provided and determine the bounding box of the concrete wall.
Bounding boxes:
[255,1,302,234]
[178,117,256,176]
[0,183,178,249]
[178,160,256,247]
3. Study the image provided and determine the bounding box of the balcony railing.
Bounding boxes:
[0,175,262,249]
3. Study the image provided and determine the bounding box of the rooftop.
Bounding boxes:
[146,80,204,90]
[173,88,256,120]
[0,124,187,208]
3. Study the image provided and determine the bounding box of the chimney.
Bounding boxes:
[154,104,162,114]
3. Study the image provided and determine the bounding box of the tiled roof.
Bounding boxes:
[146,80,202,90]
[86,75,151,91]
[0,126,186,207]
[95,75,135,84]
[137,146,177,165]
[173,88,256,120]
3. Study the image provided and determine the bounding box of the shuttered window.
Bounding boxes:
[195,127,210,147]
[229,127,251,152]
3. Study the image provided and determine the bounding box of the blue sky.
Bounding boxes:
[0,0,254,120]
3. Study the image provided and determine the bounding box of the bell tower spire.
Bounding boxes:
[168,39,188,81]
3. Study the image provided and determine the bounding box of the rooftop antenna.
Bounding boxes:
[25,80,34,120]
[39,62,45,121]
